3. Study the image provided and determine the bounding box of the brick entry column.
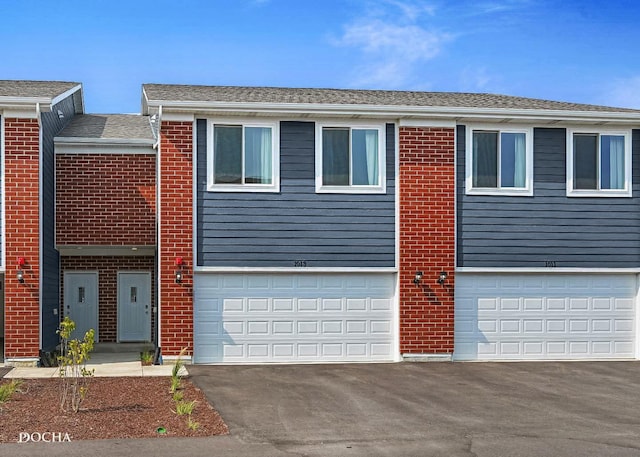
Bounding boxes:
[159,121,194,357]
[398,126,456,358]
[4,118,41,362]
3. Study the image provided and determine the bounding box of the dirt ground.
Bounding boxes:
[0,376,228,443]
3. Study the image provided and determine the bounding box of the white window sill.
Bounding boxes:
[207,184,280,193]
[316,185,387,194]
[566,189,632,198]
[466,187,533,197]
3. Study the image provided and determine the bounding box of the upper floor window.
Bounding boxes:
[208,121,279,192]
[316,123,386,193]
[466,126,533,196]
[567,130,631,197]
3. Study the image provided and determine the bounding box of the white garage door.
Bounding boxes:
[194,273,396,363]
[455,273,637,361]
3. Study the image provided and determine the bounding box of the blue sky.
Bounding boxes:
[2,0,639,113]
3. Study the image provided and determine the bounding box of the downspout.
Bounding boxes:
[153,105,162,364]
[36,102,43,354]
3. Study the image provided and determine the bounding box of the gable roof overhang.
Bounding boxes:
[144,100,640,126]
[142,85,640,127]
[54,114,156,154]
[0,82,84,118]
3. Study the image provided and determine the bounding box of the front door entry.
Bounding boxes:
[118,272,151,342]
[64,272,99,341]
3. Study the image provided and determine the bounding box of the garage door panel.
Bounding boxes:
[200,339,393,362]
[223,299,243,312]
[194,273,395,363]
[455,274,637,361]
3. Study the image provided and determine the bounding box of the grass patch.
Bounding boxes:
[0,379,23,403]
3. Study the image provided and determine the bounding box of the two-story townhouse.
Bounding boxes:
[4,80,640,366]
[455,106,640,360]
[141,83,640,364]
[0,80,83,366]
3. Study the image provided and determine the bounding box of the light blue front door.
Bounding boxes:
[118,272,151,342]
[64,272,99,341]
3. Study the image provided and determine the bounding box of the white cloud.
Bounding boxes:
[335,1,450,88]
[602,76,640,109]
[459,66,496,92]
[467,0,533,16]
[381,0,436,21]
[341,19,445,62]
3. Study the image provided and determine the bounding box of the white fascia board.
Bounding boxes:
[54,137,155,146]
[54,138,155,155]
[145,99,640,124]
[50,84,83,108]
[456,267,640,274]
[0,107,39,119]
[141,86,150,115]
[399,119,456,128]
[161,112,194,122]
[194,266,398,274]
[0,96,51,108]
[55,143,156,155]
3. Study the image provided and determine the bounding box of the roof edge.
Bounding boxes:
[143,99,640,123]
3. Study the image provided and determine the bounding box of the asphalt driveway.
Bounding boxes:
[188,362,640,457]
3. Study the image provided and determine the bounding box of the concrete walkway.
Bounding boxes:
[2,352,188,378]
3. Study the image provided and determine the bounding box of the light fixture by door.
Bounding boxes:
[413,271,423,286]
[175,257,184,284]
[17,257,25,283]
[437,270,448,285]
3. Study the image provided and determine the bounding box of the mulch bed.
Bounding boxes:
[0,376,228,442]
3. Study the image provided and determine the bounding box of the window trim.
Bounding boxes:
[566,128,632,197]
[315,121,387,194]
[465,125,534,196]
[207,119,280,193]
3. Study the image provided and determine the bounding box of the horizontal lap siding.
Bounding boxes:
[0,116,2,260]
[457,127,640,268]
[41,96,78,350]
[197,120,395,268]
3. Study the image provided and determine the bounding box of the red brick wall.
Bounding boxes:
[56,154,156,246]
[159,121,193,356]
[4,118,41,359]
[61,256,155,343]
[398,126,456,355]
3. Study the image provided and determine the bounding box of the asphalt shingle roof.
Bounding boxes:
[142,84,640,114]
[57,114,154,141]
[0,80,80,99]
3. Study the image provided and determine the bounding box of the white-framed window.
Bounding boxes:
[207,120,279,192]
[315,122,386,193]
[466,126,533,196]
[567,129,632,197]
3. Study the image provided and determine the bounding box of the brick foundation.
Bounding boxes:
[398,126,456,355]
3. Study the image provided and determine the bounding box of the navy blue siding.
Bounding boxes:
[0,115,2,266]
[457,126,640,268]
[41,96,78,350]
[197,120,396,267]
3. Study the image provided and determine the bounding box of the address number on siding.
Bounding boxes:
[294,260,307,267]
[544,260,557,268]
